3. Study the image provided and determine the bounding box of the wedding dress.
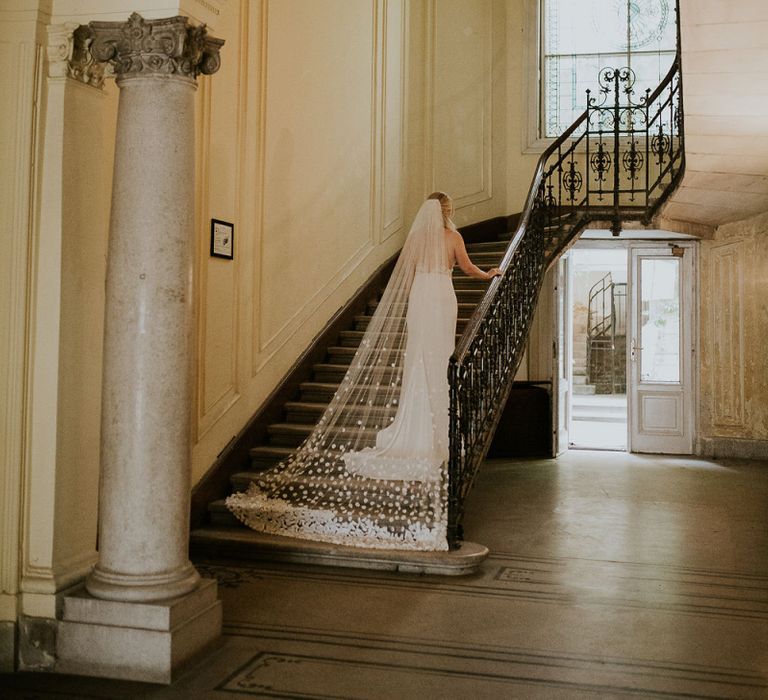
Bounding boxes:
[342,268,457,481]
[226,199,457,550]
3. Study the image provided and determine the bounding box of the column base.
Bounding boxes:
[85,561,200,602]
[56,578,222,684]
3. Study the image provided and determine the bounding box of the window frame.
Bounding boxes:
[524,0,677,153]
[523,0,551,154]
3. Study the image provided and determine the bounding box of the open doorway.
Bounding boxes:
[554,235,697,455]
[569,248,628,450]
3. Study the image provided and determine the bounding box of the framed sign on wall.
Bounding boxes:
[210,219,234,259]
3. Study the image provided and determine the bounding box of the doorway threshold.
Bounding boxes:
[569,444,627,452]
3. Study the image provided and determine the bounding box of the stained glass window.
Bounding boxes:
[543,0,676,137]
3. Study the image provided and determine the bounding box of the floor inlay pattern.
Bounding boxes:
[2,452,767,698]
[196,552,768,622]
[216,622,767,699]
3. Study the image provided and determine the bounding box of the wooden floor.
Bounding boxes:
[3,450,767,698]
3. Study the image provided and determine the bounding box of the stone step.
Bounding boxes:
[467,251,508,265]
[190,526,489,576]
[573,385,596,395]
[572,414,627,424]
[298,381,341,403]
[337,329,403,347]
[451,276,495,289]
[464,241,509,253]
[285,400,396,425]
[312,363,368,383]
[327,346,408,365]
[337,330,463,348]
[299,381,404,406]
[368,299,478,316]
[352,316,403,332]
[267,422,378,447]
[208,499,242,527]
[572,397,627,420]
[250,445,295,470]
[267,422,318,447]
[455,288,487,303]
[353,314,472,332]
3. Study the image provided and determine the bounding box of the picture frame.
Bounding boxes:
[210,218,234,259]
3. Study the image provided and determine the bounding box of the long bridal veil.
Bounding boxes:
[226,199,455,550]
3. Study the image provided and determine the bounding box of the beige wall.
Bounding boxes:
[190,0,515,481]
[698,210,768,458]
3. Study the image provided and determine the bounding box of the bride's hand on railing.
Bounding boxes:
[485,268,502,280]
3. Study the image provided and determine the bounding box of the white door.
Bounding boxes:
[552,255,571,455]
[629,244,694,453]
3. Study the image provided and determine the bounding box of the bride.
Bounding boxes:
[343,193,500,482]
[226,192,500,550]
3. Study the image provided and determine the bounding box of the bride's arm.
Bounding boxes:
[450,230,502,281]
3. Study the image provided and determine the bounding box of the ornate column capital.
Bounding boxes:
[47,22,107,88]
[88,12,224,84]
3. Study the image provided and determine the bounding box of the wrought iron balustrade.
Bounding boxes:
[447,9,684,547]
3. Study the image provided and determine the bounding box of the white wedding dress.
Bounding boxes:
[343,268,457,482]
[226,199,457,550]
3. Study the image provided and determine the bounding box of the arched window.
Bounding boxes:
[542,0,676,137]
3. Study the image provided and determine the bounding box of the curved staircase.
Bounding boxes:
[190,238,509,573]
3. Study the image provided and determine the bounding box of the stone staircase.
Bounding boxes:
[190,238,508,570]
[572,317,596,396]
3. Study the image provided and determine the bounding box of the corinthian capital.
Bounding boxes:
[88,12,224,83]
[47,23,107,88]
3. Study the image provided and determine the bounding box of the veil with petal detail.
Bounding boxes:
[226,199,456,550]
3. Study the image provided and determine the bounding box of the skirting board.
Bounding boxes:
[697,436,768,461]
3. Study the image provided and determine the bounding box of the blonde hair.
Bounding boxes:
[427,191,453,228]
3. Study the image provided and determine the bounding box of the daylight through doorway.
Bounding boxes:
[569,248,628,450]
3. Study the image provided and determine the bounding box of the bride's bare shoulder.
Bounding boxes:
[444,227,464,247]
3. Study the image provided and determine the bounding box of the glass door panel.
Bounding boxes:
[639,257,680,383]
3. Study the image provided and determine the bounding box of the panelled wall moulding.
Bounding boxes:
[195,75,242,440]
[195,0,247,440]
[249,0,270,376]
[427,0,494,208]
[380,0,408,241]
[252,0,400,369]
[710,241,746,430]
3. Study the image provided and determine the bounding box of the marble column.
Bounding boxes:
[83,13,223,604]
[56,14,224,683]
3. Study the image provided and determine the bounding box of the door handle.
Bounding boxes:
[630,339,643,362]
